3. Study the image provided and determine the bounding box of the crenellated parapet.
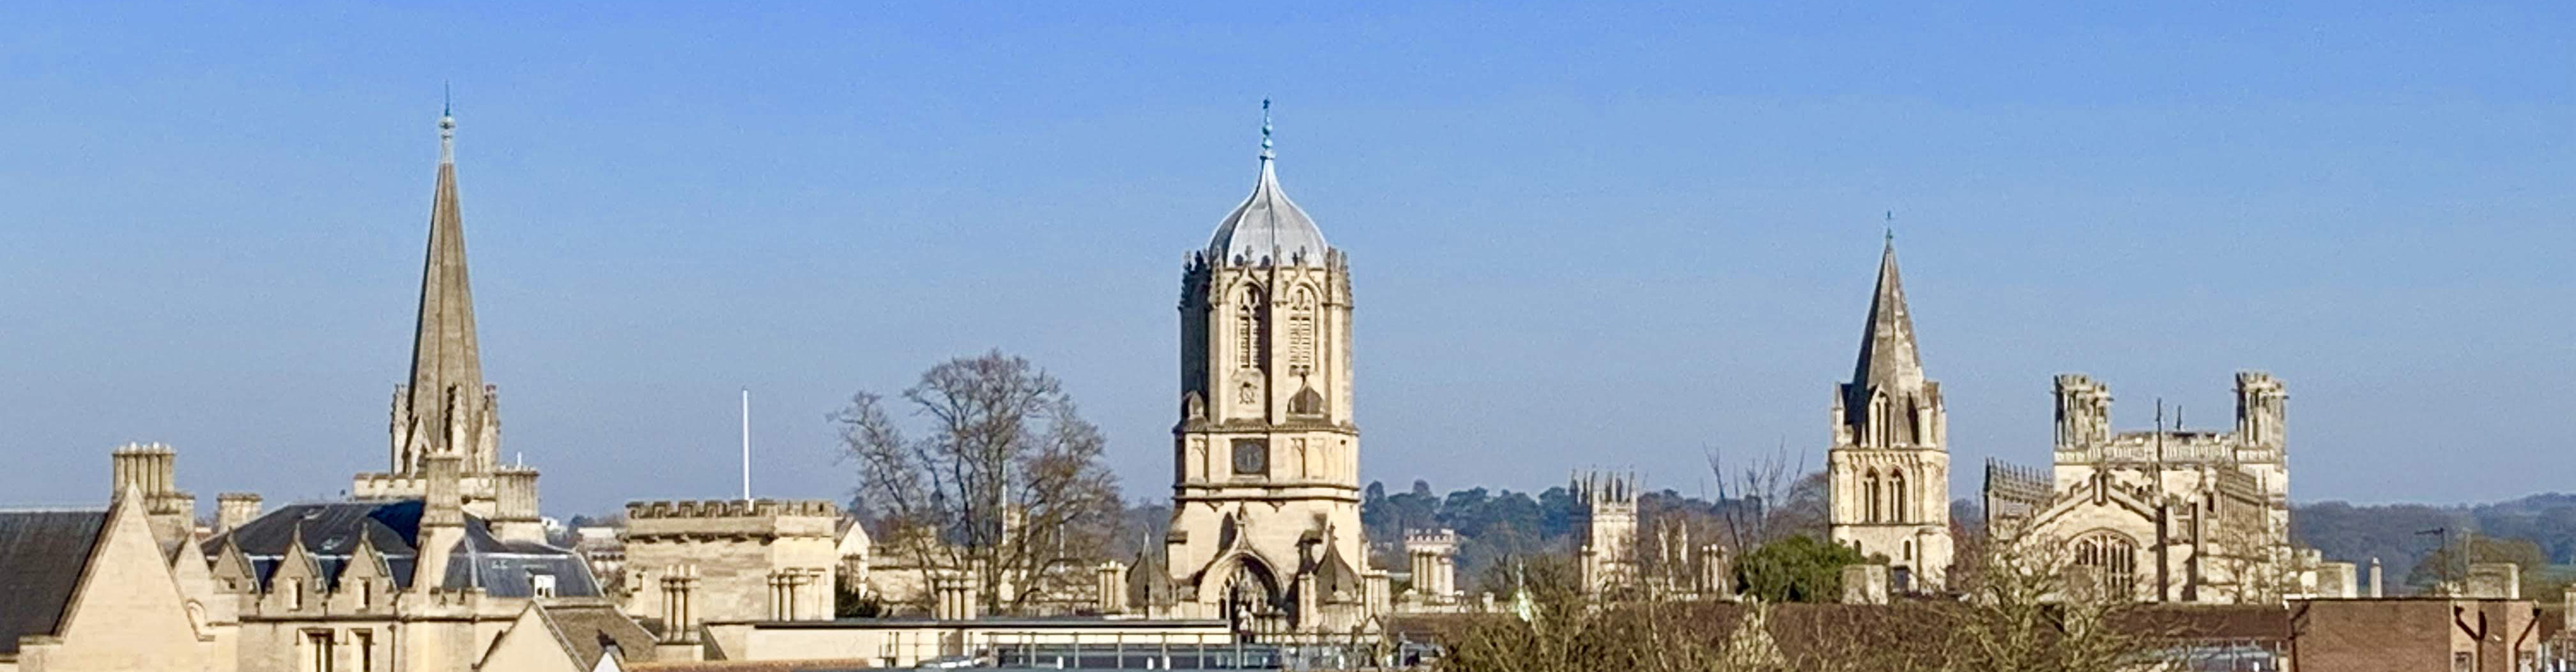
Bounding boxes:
[621,499,842,542]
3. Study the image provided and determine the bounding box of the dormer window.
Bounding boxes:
[530,572,558,599]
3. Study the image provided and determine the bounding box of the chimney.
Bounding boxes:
[413,452,466,593]
[1095,561,1128,615]
[932,572,979,621]
[217,493,263,534]
[2368,558,2383,598]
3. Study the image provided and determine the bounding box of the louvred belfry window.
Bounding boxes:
[1236,286,1268,371]
[1287,287,1315,371]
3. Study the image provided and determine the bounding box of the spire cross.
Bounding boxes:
[1259,98,1274,161]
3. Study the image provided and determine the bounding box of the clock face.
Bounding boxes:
[1232,440,1268,476]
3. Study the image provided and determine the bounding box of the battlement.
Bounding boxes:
[1404,528,1459,553]
[625,498,840,519]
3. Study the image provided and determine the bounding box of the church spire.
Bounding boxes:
[1850,235,1924,394]
[402,105,486,464]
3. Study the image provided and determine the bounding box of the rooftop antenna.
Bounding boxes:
[741,388,752,503]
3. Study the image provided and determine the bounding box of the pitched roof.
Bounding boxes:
[402,110,486,456]
[537,603,659,668]
[0,510,109,656]
[201,500,599,597]
[1850,238,1926,395]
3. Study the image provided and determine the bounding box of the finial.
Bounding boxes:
[1883,211,1894,248]
[1259,98,1274,161]
[438,85,456,165]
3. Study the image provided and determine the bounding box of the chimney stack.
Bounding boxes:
[413,452,466,593]
[216,493,263,535]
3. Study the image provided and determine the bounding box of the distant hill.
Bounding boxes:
[2293,493,2576,584]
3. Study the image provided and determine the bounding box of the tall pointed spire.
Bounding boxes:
[402,104,487,467]
[1850,235,1924,393]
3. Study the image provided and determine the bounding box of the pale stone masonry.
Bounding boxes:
[1985,372,2307,603]
[618,498,842,641]
[348,109,543,544]
[1574,470,1640,595]
[1154,106,1388,635]
[1825,238,1954,590]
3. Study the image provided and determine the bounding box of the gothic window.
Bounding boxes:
[1862,470,1883,523]
[1287,287,1317,372]
[1889,469,1908,523]
[2073,533,2138,599]
[1235,285,1268,371]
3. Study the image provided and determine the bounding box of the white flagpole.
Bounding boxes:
[741,388,752,502]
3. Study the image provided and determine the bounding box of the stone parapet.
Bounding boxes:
[623,499,841,540]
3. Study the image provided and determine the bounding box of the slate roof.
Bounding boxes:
[203,500,599,597]
[0,510,109,656]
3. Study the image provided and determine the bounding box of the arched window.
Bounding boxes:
[1287,287,1317,372]
[1862,470,1883,523]
[1889,470,1908,523]
[2073,533,2138,599]
[1235,286,1268,371]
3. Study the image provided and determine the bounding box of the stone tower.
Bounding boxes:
[352,108,544,542]
[1163,102,1381,634]
[1827,236,1952,590]
[1574,470,1639,594]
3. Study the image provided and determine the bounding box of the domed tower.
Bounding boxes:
[1162,102,1376,634]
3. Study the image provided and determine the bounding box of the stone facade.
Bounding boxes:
[1825,238,1953,590]
[1402,529,1459,605]
[1573,471,1639,595]
[618,498,842,640]
[1158,114,1386,636]
[1985,372,2303,603]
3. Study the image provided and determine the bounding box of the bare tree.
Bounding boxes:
[1709,443,1818,552]
[832,350,1124,615]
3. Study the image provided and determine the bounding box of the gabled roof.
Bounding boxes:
[0,509,109,656]
[537,603,659,668]
[202,500,600,597]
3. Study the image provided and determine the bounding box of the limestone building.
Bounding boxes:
[1825,237,1953,590]
[617,498,842,646]
[1573,471,1640,595]
[1984,372,2300,603]
[348,109,544,544]
[1402,529,1459,606]
[1154,103,1388,636]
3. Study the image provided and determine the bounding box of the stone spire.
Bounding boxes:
[1850,235,1924,395]
[398,107,488,469]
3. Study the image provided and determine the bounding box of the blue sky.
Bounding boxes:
[1,2,2569,517]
